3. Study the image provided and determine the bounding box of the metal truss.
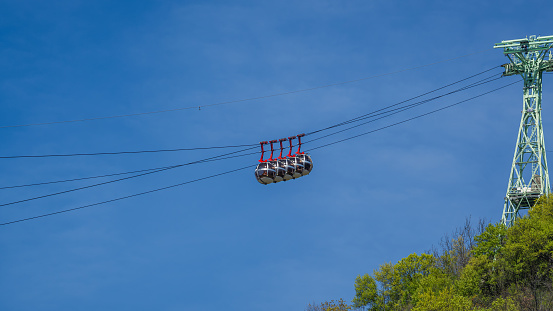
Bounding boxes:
[494,35,553,227]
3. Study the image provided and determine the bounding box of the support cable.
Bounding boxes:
[0,68,500,160]
[0,147,257,207]
[0,70,504,192]
[0,166,171,190]
[0,148,257,190]
[0,165,254,226]
[310,74,501,138]
[304,75,504,144]
[0,80,519,226]
[307,67,500,135]
[0,144,257,159]
[0,49,491,129]
[305,81,520,152]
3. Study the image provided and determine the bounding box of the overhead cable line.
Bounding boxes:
[0,166,170,190]
[0,147,257,190]
[0,165,254,226]
[0,68,499,160]
[0,49,491,129]
[305,75,504,144]
[0,144,257,159]
[305,80,520,152]
[0,70,491,189]
[314,73,501,132]
[0,69,504,193]
[0,79,518,226]
[308,74,502,139]
[0,147,257,207]
[307,67,500,135]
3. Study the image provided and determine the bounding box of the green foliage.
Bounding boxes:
[415,270,453,298]
[306,298,352,311]
[487,297,518,311]
[351,195,553,310]
[394,253,436,293]
[455,254,487,297]
[500,196,553,309]
[352,274,380,309]
[504,198,553,283]
[354,253,436,310]
[472,223,507,259]
[413,286,473,311]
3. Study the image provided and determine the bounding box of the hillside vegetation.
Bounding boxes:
[351,196,553,311]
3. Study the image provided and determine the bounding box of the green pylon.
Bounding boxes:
[494,35,553,227]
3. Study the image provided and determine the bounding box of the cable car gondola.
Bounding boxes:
[278,158,295,181]
[254,134,313,185]
[255,161,276,184]
[277,138,294,181]
[255,140,286,184]
[297,153,313,175]
[288,156,304,178]
[290,134,313,176]
[270,140,286,183]
[286,136,304,178]
[255,141,276,184]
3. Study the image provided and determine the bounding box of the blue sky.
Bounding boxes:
[1,1,552,310]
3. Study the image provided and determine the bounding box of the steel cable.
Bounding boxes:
[0,67,500,160]
[0,79,519,226]
[304,75,504,145]
[304,81,520,152]
[0,165,254,226]
[0,49,491,129]
[0,147,257,207]
[0,69,505,192]
[306,67,500,135]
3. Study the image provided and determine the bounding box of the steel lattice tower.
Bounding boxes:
[494,35,553,227]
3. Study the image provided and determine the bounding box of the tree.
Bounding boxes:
[306,299,352,311]
[353,274,381,310]
[349,197,553,310]
[472,223,507,260]
[431,217,486,279]
[413,286,473,311]
[353,253,436,310]
[501,196,553,310]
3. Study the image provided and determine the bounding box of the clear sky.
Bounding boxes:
[1,1,552,310]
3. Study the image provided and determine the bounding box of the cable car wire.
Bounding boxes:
[0,70,490,189]
[0,79,518,226]
[0,70,504,191]
[0,49,491,130]
[0,148,257,207]
[0,166,170,190]
[304,80,520,152]
[0,165,254,226]
[0,68,499,160]
[0,144,257,159]
[307,74,501,139]
[0,147,257,190]
[306,67,500,135]
[304,75,504,144]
